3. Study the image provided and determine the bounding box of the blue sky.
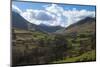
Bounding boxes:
[12,1,96,12]
[12,1,96,27]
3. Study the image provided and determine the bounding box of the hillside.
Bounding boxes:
[51,17,96,64]
[65,17,96,34]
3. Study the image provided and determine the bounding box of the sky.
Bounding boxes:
[12,1,96,27]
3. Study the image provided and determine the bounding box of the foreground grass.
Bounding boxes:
[53,50,96,63]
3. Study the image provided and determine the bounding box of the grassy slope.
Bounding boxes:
[53,50,96,63]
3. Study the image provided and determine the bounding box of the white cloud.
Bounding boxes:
[12,4,95,27]
[12,5,22,14]
[63,9,95,26]
[45,4,64,17]
[21,9,56,25]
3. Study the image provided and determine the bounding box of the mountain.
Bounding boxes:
[12,11,29,30]
[12,11,64,33]
[54,17,96,34]
[36,24,64,33]
[12,11,41,32]
[12,11,95,34]
[64,17,96,34]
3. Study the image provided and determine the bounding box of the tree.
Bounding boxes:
[53,34,68,60]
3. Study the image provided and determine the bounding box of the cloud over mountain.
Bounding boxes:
[12,4,95,27]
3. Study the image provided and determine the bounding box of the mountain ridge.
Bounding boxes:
[12,11,64,33]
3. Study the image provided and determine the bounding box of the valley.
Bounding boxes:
[12,10,96,66]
